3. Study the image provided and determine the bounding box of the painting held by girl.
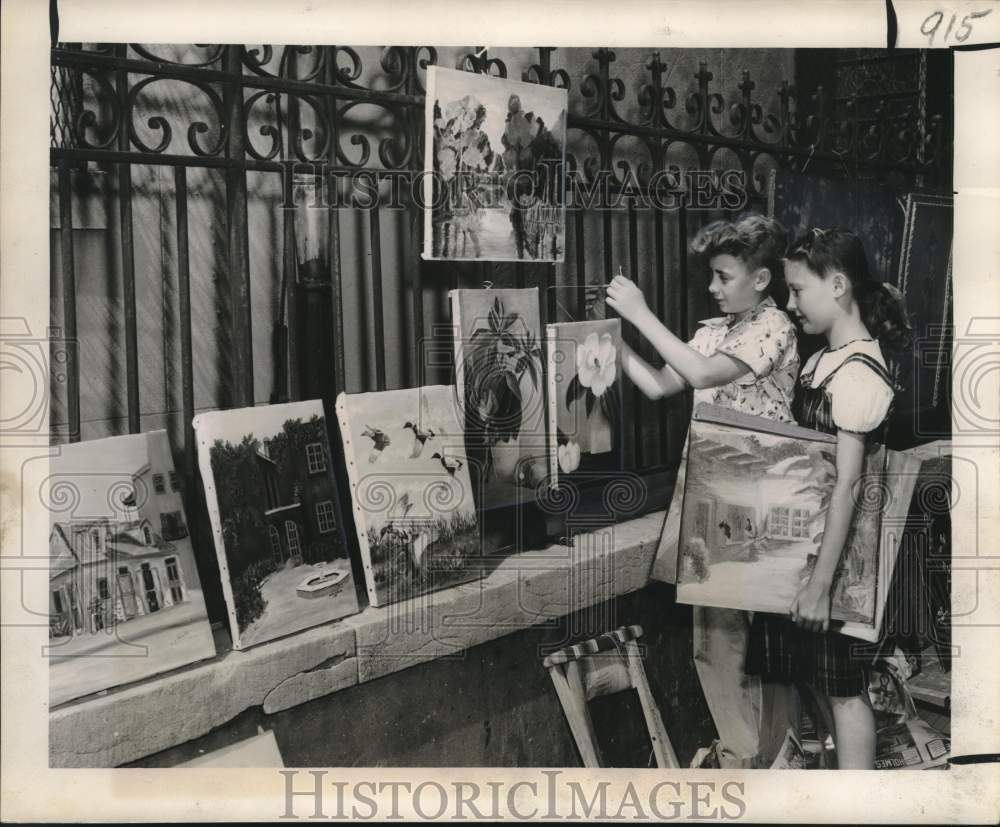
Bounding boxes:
[606,213,799,768]
[746,227,912,770]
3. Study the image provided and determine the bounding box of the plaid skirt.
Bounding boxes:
[745,613,878,698]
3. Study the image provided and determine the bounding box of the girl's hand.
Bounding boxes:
[606,275,649,323]
[790,578,832,633]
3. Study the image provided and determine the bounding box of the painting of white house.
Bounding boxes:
[423,66,567,262]
[194,401,360,650]
[337,385,482,607]
[47,431,216,707]
[546,319,623,487]
[676,407,887,636]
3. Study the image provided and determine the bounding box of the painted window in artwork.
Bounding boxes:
[52,590,64,614]
[165,557,183,603]
[169,471,181,491]
[769,506,790,537]
[142,525,152,545]
[153,473,166,493]
[790,508,810,538]
[285,520,301,558]
[160,510,187,541]
[269,525,282,562]
[90,527,102,555]
[316,500,336,534]
[306,442,326,474]
[97,577,110,600]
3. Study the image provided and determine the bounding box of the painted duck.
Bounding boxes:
[431,452,463,477]
[403,421,435,459]
[361,425,391,463]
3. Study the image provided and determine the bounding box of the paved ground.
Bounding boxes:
[238,559,359,648]
[48,596,216,707]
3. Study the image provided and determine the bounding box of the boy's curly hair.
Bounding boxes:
[689,213,789,300]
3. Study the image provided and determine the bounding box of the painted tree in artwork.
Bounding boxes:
[501,95,564,257]
[433,96,494,216]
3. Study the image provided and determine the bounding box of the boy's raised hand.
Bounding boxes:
[605,274,649,323]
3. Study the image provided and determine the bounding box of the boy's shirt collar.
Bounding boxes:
[697,295,777,330]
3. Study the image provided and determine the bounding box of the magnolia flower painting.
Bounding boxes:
[546,319,623,486]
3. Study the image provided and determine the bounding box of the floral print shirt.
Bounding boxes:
[687,296,799,423]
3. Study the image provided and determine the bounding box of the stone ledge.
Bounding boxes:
[49,510,666,767]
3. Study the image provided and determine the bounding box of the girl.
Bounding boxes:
[606,213,799,768]
[745,227,911,769]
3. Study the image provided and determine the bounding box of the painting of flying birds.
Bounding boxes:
[361,426,391,463]
[337,386,483,607]
[404,422,435,458]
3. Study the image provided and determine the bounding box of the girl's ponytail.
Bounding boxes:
[785,227,913,357]
[855,280,912,356]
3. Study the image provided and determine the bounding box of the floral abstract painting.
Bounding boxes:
[676,405,888,639]
[337,385,482,607]
[545,319,623,487]
[194,401,359,650]
[451,288,548,506]
[423,66,567,261]
[47,431,216,706]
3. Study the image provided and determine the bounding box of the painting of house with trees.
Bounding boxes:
[194,401,359,649]
[676,407,887,636]
[423,65,567,261]
[47,431,216,706]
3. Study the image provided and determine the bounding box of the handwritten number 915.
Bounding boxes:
[921,8,993,45]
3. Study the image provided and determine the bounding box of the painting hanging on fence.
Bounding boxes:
[675,405,893,641]
[545,319,624,487]
[194,401,359,650]
[451,288,549,508]
[423,65,567,262]
[47,431,216,706]
[337,385,482,607]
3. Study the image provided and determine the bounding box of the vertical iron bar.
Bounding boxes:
[174,166,195,481]
[57,162,80,442]
[223,45,254,406]
[115,46,140,433]
[369,195,387,391]
[627,197,640,470]
[278,164,294,403]
[574,207,586,319]
[325,48,347,396]
[406,49,425,387]
[654,203,668,465]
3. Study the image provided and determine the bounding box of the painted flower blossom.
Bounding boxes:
[557,440,581,474]
[576,332,617,398]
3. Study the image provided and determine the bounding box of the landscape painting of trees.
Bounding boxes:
[675,406,889,639]
[423,66,567,261]
[194,401,359,649]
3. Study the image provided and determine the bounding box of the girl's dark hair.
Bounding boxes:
[785,227,912,355]
[690,213,788,301]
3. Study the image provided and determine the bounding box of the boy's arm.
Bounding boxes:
[607,275,751,389]
[790,430,866,633]
[621,342,686,400]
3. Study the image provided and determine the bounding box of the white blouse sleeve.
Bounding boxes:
[828,361,894,433]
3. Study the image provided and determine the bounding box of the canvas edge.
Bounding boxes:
[420,64,436,261]
[545,322,559,488]
[192,413,245,651]
[334,392,384,609]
